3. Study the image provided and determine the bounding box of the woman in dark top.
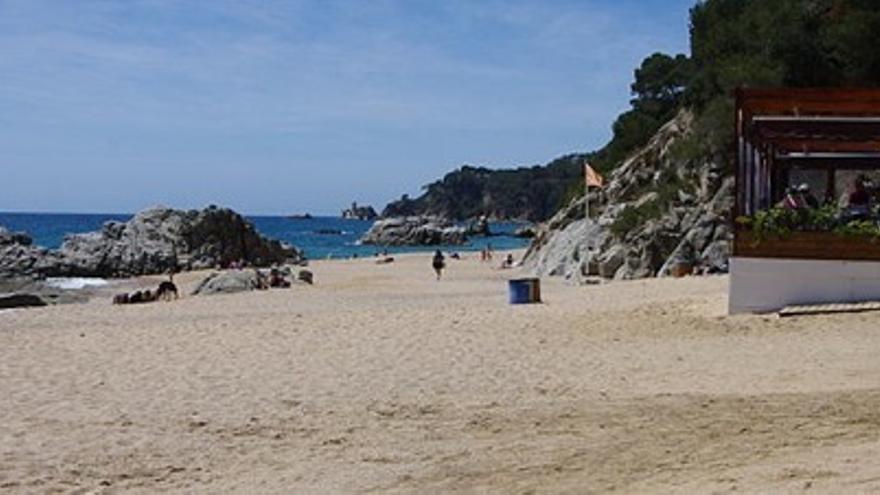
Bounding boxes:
[432,250,445,280]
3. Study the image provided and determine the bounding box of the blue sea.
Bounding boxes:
[0,212,530,260]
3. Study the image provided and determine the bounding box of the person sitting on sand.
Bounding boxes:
[269,268,290,288]
[500,253,515,269]
[432,250,446,280]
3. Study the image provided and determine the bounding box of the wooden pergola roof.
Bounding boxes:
[737,88,880,158]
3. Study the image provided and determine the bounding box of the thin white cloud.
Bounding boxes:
[0,0,693,213]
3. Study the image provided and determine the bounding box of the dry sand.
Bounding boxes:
[2,251,880,493]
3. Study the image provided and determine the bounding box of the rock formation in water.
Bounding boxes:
[360,217,467,246]
[0,226,68,281]
[58,205,302,277]
[0,206,302,280]
[341,202,378,220]
[522,110,732,283]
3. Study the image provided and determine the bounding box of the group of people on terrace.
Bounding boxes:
[777,175,876,221]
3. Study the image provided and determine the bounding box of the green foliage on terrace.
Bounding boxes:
[736,206,880,243]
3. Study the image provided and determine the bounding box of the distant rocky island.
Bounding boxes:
[341,202,378,220]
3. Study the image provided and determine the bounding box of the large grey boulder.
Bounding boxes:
[192,270,267,296]
[59,205,302,277]
[598,245,626,279]
[700,240,730,274]
[361,217,467,246]
[521,215,608,282]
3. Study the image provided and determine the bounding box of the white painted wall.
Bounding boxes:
[729,257,880,314]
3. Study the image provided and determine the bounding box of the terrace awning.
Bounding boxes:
[736,88,880,216]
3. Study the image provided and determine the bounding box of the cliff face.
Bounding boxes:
[522,110,733,283]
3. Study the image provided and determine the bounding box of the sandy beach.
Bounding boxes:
[2,251,880,493]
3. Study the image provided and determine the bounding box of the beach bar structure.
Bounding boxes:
[730,88,880,313]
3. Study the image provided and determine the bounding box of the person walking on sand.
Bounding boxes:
[432,250,446,280]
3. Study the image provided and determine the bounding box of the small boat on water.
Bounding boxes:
[314,228,344,235]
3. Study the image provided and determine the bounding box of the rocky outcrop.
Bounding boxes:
[465,216,491,236]
[192,267,313,296]
[0,206,302,280]
[192,270,268,296]
[360,217,467,246]
[0,227,69,280]
[57,206,302,277]
[523,110,733,283]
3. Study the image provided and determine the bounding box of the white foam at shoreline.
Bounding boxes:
[45,277,109,290]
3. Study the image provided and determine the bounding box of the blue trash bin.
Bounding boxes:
[508,278,541,304]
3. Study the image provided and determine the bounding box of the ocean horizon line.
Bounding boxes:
[0,209,344,219]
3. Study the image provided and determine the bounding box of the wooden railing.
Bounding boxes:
[734,230,880,261]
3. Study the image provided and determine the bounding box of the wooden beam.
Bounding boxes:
[765,138,880,154]
[773,157,880,170]
[738,88,880,116]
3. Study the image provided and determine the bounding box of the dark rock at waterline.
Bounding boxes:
[0,227,33,247]
[465,217,491,237]
[360,216,467,246]
[0,293,48,309]
[514,225,538,239]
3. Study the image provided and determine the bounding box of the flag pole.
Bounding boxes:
[585,184,590,222]
[584,161,590,223]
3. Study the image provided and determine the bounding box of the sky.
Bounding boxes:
[0,0,695,215]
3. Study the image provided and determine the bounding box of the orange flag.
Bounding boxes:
[585,163,604,189]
